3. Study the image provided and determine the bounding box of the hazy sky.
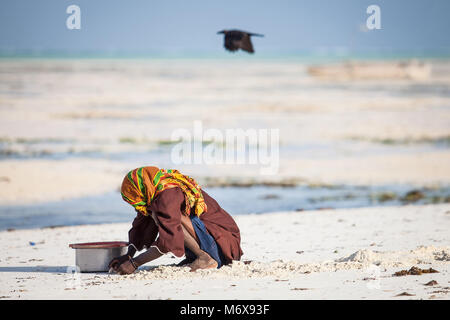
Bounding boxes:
[0,0,449,56]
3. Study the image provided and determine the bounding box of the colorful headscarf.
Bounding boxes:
[121,166,207,217]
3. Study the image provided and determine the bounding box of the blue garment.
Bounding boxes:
[184,215,226,268]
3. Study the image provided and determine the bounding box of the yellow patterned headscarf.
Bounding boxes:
[120,166,207,217]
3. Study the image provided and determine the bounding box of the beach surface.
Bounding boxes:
[1,203,449,300]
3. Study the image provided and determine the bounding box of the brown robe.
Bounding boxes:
[128,187,243,264]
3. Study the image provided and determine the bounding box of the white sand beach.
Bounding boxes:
[0,204,449,300]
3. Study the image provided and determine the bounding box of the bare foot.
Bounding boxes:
[188,253,218,272]
[177,257,194,267]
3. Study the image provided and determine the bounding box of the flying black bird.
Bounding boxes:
[217,29,264,54]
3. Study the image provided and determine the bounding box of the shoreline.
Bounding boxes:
[1,184,449,232]
[1,204,449,299]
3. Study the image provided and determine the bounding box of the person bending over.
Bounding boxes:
[109,166,243,275]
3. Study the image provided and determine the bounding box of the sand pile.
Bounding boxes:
[111,246,450,281]
[337,245,450,266]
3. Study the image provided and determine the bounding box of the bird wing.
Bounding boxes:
[238,34,254,53]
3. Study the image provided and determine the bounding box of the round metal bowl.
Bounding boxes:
[69,241,129,272]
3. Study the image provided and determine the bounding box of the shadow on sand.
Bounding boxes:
[0,266,69,273]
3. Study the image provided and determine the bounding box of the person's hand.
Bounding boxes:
[108,254,130,271]
[117,260,137,275]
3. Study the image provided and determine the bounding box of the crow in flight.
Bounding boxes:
[217,29,264,54]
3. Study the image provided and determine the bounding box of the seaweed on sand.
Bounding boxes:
[393,266,439,277]
[400,190,425,203]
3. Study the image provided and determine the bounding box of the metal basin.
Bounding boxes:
[69,241,128,272]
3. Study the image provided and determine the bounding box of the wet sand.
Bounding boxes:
[1,59,449,205]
